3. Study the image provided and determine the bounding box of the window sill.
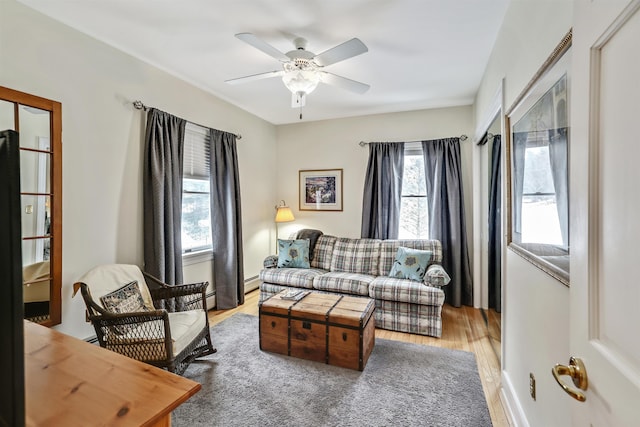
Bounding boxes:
[182,249,213,266]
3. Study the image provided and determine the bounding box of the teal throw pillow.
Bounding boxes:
[277,239,310,269]
[388,247,432,282]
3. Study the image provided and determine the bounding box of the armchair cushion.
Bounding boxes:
[103,310,207,361]
[169,310,207,355]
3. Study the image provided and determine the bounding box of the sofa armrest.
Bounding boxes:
[264,255,278,269]
[424,264,451,288]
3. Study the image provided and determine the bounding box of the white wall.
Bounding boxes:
[1,1,277,339]
[275,106,474,247]
[473,0,573,425]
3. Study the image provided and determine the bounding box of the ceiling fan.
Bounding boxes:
[226,33,370,113]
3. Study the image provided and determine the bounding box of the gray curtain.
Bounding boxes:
[548,128,569,247]
[209,129,245,309]
[361,142,404,239]
[512,132,528,239]
[143,108,186,285]
[488,135,502,312]
[422,138,472,307]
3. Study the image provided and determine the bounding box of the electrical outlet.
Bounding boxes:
[529,373,536,400]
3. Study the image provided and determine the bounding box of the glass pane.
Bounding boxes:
[523,146,555,194]
[24,278,51,323]
[521,194,562,244]
[399,197,429,239]
[19,149,51,194]
[182,191,212,252]
[18,105,50,151]
[184,177,210,193]
[0,99,15,130]
[22,238,51,266]
[402,155,426,196]
[21,195,51,239]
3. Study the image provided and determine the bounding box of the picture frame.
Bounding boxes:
[505,30,572,286]
[299,169,343,211]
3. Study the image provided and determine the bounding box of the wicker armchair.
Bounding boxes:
[73,264,216,375]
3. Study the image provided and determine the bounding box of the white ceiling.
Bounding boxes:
[17,0,509,125]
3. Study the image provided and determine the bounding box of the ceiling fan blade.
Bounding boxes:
[235,33,290,62]
[321,72,370,94]
[225,70,284,85]
[314,38,368,67]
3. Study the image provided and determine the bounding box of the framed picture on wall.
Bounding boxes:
[299,169,343,211]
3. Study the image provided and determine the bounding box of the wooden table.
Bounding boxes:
[24,321,201,426]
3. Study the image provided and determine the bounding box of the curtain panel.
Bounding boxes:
[488,135,502,312]
[361,142,405,239]
[548,128,569,247]
[511,132,528,239]
[143,108,186,286]
[209,129,245,309]
[422,137,473,307]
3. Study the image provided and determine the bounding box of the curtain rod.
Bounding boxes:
[132,100,242,140]
[358,135,468,146]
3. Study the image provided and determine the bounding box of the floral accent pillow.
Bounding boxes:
[388,247,432,282]
[277,239,311,269]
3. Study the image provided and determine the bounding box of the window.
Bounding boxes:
[182,123,212,254]
[520,139,562,245]
[399,142,429,239]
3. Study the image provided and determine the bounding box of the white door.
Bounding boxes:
[566,0,640,425]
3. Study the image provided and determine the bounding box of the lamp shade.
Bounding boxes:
[275,206,295,223]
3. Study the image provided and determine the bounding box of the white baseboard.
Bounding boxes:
[244,275,260,293]
[502,370,529,427]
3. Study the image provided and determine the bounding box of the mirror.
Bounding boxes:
[0,86,62,326]
[506,33,571,286]
[479,112,503,363]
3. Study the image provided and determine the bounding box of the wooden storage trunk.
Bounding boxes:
[259,291,375,371]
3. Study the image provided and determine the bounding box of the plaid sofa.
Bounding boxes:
[259,232,448,338]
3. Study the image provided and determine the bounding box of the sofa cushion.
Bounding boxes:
[277,239,310,268]
[312,272,374,296]
[330,238,381,275]
[369,276,445,306]
[259,267,327,289]
[310,235,337,270]
[378,240,442,276]
[388,247,432,281]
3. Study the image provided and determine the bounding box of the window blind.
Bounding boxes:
[183,122,210,180]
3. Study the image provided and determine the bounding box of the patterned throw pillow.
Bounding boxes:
[425,264,451,287]
[277,239,311,269]
[100,281,150,334]
[388,247,432,282]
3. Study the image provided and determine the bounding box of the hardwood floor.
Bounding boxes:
[208,290,511,426]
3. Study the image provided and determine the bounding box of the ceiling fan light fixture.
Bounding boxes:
[282,70,321,95]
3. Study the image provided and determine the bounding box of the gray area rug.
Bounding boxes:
[173,313,492,427]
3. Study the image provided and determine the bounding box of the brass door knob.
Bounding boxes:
[552,357,588,402]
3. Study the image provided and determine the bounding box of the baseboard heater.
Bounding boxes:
[245,275,259,293]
